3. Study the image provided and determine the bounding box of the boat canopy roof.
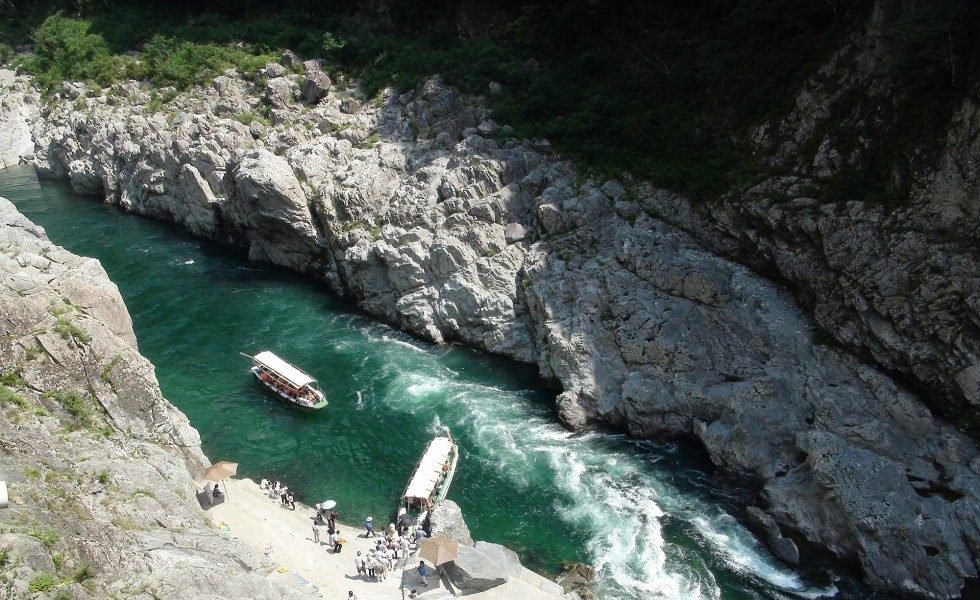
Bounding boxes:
[403,436,455,502]
[252,351,316,389]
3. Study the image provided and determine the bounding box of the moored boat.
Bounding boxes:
[244,350,328,410]
[398,427,459,526]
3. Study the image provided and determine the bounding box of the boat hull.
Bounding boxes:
[398,433,459,525]
[250,366,327,410]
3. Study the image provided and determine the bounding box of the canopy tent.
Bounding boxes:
[252,351,316,388]
[403,437,454,502]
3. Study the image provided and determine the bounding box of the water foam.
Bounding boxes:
[358,325,833,600]
[381,333,427,353]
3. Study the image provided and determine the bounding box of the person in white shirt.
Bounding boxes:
[400,537,410,565]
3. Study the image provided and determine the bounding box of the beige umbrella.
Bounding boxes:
[201,461,238,497]
[419,534,459,566]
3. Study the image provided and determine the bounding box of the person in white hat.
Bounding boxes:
[365,516,376,537]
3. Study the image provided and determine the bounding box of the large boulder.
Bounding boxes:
[226,149,311,228]
[443,541,522,593]
[300,64,331,105]
[264,77,296,110]
[556,562,597,597]
[428,500,474,546]
[223,148,320,271]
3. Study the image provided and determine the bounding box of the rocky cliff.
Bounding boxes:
[0,35,978,598]
[654,0,980,432]
[0,196,318,598]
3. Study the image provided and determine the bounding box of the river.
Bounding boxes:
[1,165,860,599]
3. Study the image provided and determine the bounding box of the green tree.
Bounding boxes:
[27,13,119,88]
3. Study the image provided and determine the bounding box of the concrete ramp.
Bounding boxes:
[462,575,564,599]
[518,567,566,597]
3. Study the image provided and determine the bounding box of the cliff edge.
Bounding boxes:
[0,196,316,599]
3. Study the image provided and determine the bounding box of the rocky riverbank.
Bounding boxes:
[0,195,315,598]
[0,44,978,598]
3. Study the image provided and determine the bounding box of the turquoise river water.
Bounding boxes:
[0,165,866,599]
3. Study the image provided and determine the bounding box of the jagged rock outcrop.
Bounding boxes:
[300,61,331,105]
[429,500,475,546]
[444,541,523,593]
[557,563,597,599]
[0,71,34,168]
[745,506,799,566]
[651,0,980,427]
[0,45,977,596]
[428,501,570,597]
[0,196,313,599]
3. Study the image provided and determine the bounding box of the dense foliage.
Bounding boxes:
[0,0,977,202]
[24,13,122,89]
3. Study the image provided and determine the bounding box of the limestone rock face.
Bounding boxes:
[744,507,799,566]
[766,430,979,598]
[428,500,475,546]
[0,76,35,168]
[224,148,320,270]
[2,61,977,598]
[443,541,523,593]
[0,197,312,599]
[264,76,296,110]
[300,62,331,105]
[647,6,980,425]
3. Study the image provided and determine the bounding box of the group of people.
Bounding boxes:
[312,502,343,551]
[260,479,296,510]
[257,369,319,404]
[349,516,436,589]
[256,480,437,594]
[352,524,431,588]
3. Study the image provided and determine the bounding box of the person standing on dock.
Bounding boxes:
[365,516,375,537]
[400,537,410,565]
[312,519,320,543]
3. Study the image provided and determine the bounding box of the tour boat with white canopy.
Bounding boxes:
[398,427,458,526]
[243,350,327,410]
